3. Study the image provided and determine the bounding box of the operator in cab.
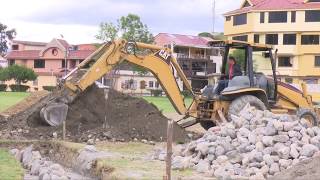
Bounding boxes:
[214,56,242,94]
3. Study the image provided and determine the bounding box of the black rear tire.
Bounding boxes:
[297,108,318,127]
[199,120,215,130]
[227,95,267,121]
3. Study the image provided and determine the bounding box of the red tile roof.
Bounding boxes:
[12,40,46,46]
[225,0,320,15]
[6,50,41,59]
[68,50,95,59]
[57,39,70,49]
[155,33,214,47]
[77,44,97,50]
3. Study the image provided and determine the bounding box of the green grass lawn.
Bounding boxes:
[143,96,193,113]
[0,92,30,112]
[0,149,24,180]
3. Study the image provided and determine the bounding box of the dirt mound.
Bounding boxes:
[270,156,320,180]
[1,85,188,142]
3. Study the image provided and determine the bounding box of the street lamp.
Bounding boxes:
[212,0,216,34]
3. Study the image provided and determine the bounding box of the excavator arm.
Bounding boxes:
[42,39,198,126]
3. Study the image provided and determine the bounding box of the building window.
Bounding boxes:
[155,81,160,88]
[301,35,320,45]
[8,59,15,66]
[254,34,260,43]
[148,81,154,88]
[283,34,297,45]
[226,16,231,21]
[233,13,247,26]
[70,60,76,69]
[61,60,67,68]
[278,57,293,67]
[260,12,265,23]
[140,81,146,89]
[265,34,278,45]
[291,11,296,22]
[12,45,19,50]
[285,78,293,84]
[121,79,137,90]
[304,78,318,84]
[269,11,287,23]
[232,35,248,42]
[315,56,320,67]
[305,10,320,22]
[34,59,45,68]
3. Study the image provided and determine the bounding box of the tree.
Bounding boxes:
[5,65,37,84]
[96,22,118,42]
[96,14,154,75]
[229,49,246,68]
[0,67,9,82]
[198,32,226,40]
[96,14,154,43]
[0,23,16,55]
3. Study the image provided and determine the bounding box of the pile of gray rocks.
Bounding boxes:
[10,145,95,180]
[10,145,69,180]
[170,104,320,179]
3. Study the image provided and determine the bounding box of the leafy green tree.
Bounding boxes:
[96,14,154,43]
[0,23,16,55]
[0,67,9,81]
[96,14,154,75]
[230,49,245,68]
[96,22,118,42]
[198,32,226,40]
[5,65,37,84]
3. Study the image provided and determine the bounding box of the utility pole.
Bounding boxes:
[212,0,216,35]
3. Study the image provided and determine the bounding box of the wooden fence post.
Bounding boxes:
[165,119,173,180]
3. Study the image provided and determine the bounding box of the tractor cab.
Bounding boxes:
[204,40,278,105]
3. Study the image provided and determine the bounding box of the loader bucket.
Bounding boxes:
[40,103,68,126]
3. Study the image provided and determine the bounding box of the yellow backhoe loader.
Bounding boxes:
[40,39,320,130]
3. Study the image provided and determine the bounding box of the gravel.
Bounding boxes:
[155,104,320,179]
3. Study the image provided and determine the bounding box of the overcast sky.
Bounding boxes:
[1,0,242,44]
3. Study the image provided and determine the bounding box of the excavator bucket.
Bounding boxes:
[40,102,68,126]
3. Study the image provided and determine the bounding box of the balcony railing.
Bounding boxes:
[175,53,211,60]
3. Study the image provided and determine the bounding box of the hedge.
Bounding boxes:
[150,89,163,97]
[42,86,56,92]
[0,84,7,91]
[9,85,30,92]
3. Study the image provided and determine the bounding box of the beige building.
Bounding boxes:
[224,0,320,100]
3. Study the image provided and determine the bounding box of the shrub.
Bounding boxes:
[0,84,7,91]
[0,68,9,81]
[150,89,162,97]
[6,65,37,84]
[42,86,56,92]
[9,84,29,92]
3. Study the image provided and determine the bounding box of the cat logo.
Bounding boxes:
[156,49,171,64]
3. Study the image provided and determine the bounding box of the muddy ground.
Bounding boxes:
[0,85,189,142]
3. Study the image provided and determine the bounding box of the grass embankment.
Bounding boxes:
[0,149,24,180]
[0,92,30,112]
[143,96,193,113]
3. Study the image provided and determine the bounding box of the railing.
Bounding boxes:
[175,53,211,60]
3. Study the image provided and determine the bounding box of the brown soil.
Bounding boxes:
[270,156,320,180]
[0,85,189,142]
